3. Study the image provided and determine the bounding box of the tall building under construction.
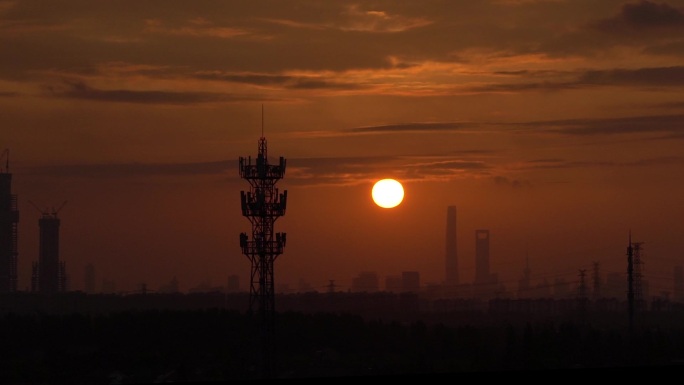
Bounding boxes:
[0,150,19,293]
[31,205,67,294]
[474,229,490,285]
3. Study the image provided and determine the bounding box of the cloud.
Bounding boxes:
[43,80,272,105]
[20,154,492,187]
[350,122,474,133]
[519,156,684,170]
[466,81,579,93]
[143,18,253,39]
[193,71,368,91]
[23,153,492,188]
[493,175,532,188]
[286,122,478,139]
[194,72,293,85]
[532,114,684,136]
[288,155,492,186]
[592,0,684,32]
[292,113,684,143]
[337,5,433,33]
[578,66,684,87]
[650,101,684,109]
[643,39,684,56]
[287,78,367,90]
[466,66,684,93]
[259,18,327,31]
[262,4,433,33]
[22,160,236,179]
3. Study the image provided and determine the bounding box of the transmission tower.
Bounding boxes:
[577,269,588,299]
[626,231,645,333]
[592,261,601,300]
[577,268,589,322]
[238,128,287,378]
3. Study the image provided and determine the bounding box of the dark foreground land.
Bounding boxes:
[2,292,684,383]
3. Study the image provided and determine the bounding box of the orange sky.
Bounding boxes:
[2,0,684,294]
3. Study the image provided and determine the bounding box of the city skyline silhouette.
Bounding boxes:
[2,147,682,302]
[2,1,684,380]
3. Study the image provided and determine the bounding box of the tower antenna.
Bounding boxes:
[239,123,287,378]
[261,104,264,138]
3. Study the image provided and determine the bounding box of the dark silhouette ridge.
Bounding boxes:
[2,291,684,382]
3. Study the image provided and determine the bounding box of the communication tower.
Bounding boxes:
[238,113,287,377]
[577,269,588,299]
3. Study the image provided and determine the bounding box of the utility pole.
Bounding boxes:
[592,261,601,300]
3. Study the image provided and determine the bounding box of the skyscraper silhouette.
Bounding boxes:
[31,204,67,294]
[675,265,684,302]
[445,206,458,286]
[475,229,490,285]
[0,150,18,293]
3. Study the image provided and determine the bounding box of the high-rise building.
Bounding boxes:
[227,274,240,293]
[31,208,67,294]
[475,229,490,285]
[0,152,18,293]
[674,265,683,302]
[445,206,458,286]
[352,271,379,292]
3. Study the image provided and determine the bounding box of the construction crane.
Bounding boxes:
[28,200,68,217]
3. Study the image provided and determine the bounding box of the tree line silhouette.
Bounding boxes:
[1,300,684,383]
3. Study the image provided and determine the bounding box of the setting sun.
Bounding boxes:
[372,179,404,208]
